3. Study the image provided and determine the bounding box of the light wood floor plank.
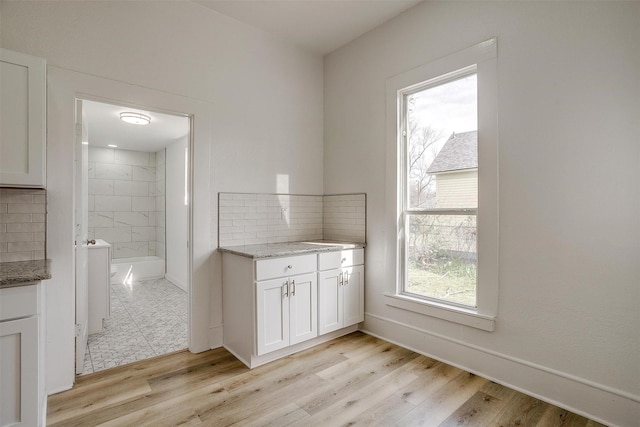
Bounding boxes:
[47,331,606,427]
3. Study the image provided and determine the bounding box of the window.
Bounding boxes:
[385,39,498,331]
[403,69,478,308]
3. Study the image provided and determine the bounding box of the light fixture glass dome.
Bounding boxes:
[119,112,151,125]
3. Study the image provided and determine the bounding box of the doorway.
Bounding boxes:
[76,99,191,374]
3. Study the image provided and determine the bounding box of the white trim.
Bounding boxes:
[385,38,499,326]
[165,273,187,292]
[384,293,494,331]
[361,313,640,427]
[46,66,213,393]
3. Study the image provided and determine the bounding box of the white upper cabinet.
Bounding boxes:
[0,49,46,188]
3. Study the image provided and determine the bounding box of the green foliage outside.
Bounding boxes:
[407,255,477,307]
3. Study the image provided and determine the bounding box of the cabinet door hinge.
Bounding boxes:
[75,323,82,338]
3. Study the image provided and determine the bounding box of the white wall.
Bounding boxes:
[166,137,188,291]
[0,0,324,393]
[324,2,639,426]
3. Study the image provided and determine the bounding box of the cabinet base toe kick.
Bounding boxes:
[225,324,358,369]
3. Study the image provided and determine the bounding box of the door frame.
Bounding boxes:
[75,96,192,372]
[46,66,213,393]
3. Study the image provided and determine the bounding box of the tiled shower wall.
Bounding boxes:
[0,188,46,262]
[88,147,165,259]
[155,149,166,259]
[218,192,366,247]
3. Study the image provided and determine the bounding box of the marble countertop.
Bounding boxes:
[219,240,365,259]
[0,259,52,288]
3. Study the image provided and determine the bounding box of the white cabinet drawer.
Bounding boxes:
[0,284,39,321]
[256,254,317,281]
[318,248,364,271]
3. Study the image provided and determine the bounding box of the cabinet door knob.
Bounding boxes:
[339,272,344,286]
[282,281,289,298]
[291,280,296,296]
[344,270,349,285]
[287,265,293,269]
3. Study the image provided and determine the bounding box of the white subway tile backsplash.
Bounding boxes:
[7,203,45,214]
[0,213,33,223]
[217,192,366,247]
[6,222,44,233]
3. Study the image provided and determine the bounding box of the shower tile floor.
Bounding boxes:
[80,278,188,375]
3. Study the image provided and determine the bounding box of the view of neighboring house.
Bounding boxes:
[427,131,477,209]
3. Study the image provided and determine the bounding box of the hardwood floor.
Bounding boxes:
[47,332,604,426]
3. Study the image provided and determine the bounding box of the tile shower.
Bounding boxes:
[88,146,165,260]
[82,145,186,374]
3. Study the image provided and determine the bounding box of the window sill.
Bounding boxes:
[384,293,495,332]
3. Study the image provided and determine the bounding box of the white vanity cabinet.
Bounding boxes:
[256,271,317,355]
[0,283,43,427]
[88,239,112,334]
[0,49,46,188]
[222,244,364,369]
[318,249,365,335]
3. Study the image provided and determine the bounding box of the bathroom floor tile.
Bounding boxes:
[80,278,187,375]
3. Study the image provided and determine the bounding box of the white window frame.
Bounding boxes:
[384,39,499,332]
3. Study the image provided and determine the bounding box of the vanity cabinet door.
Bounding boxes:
[256,277,290,356]
[343,264,364,327]
[0,49,46,188]
[0,316,38,427]
[318,268,343,335]
[288,272,317,346]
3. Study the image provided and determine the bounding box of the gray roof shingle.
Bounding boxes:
[427,131,477,174]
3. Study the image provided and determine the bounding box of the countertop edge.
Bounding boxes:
[219,241,366,259]
[0,259,52,288]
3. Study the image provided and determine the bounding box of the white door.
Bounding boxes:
[289,272,317,345]
[74,99,89,374]
[318,269,343,335]
[256,277,290,356]
[343,265,364,327]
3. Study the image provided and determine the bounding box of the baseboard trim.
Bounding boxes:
[208,323,223,350]
[164,273,187,292]
[361,312,639,427]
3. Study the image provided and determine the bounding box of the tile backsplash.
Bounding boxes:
[323,194,366,242]
[218,192,366,247]
[0,188,46,262]
[219,193,323,247]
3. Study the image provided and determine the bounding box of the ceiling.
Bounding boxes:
[84,1,422,150]
[83,100,189,152]
[194,0,423,55]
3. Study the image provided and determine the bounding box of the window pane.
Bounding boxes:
[405,214,477,307]
[407,74,477,209]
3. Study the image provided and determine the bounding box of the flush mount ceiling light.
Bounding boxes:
[119,112,151,125]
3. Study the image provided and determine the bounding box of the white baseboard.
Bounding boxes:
[209,323,223,349]
[164,273,187,292]
[361,312,639,427]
